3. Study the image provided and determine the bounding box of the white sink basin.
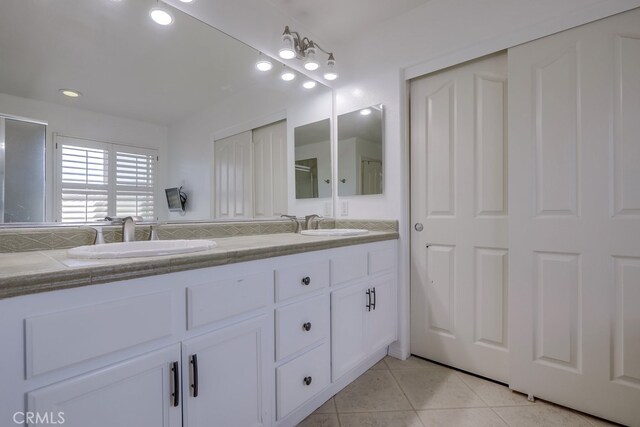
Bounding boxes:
[300,229,368,237]
[67,240,217,259]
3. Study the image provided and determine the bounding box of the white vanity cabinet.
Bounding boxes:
[182,316,271,427]
[27,344,183,427]
[0,238,397,427]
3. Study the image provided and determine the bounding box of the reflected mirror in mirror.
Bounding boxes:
[0,0,332,224]
[294,119,331,199]
[338,105,383,196]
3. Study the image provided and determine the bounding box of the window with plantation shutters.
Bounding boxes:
[56,135,157,222]
[115,149,156,219]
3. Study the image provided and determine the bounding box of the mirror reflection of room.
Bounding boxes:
[0,0,332,224]
[338,105,384,196]
[294,119,331,200]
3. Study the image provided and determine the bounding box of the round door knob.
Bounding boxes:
[414,223,424,232]
[302,322,312,331]
[301,276,311,286]
[303,376,312,386]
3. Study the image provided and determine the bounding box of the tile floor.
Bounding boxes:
[298,356,620,427]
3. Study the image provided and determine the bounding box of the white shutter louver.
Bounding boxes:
[115,149,156,220]
[60,144,109,222]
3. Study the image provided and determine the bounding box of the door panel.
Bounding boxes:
[253,120,287,217]
[182,316,269,427]
[214,131,253,219]
[27,345,181,427]
[508,9,640,425]
[411,52,509,382]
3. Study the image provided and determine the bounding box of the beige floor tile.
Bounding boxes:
[313,397,337,414]
[369,359,389,370]
[417,408,508,427]
[492,403,594,427]
[579,413,623,427]
[297,413,340,427]
[384,356,449,371]
[455,372,533,407]
[339,410,424,427]
[334,370,413,413]
[392,368,486,410]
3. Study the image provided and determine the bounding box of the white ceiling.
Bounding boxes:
[0,0,321,126]
[265,0,431,45]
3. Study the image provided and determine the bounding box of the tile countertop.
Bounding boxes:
[0,231,398,300]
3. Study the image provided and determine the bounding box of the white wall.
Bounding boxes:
[0,92,169,221]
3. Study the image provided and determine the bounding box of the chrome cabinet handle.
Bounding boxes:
[302,322,312,332]
[303,376,312,386]
[301,276,311,286]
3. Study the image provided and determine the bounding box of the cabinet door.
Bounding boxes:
[182,316,270,427]
[331,283,368,380]
[27,345,182,427]
[366,275,397,352]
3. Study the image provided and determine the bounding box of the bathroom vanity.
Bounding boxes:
[0,229,398,427]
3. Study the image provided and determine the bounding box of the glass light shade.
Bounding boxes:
[323,57,338,80]
[150,8,174,26]
[303,81,317,89]
[304,46,319,71]
[279,33,296,59]
[281,70,296,81]
[255,53,272,71]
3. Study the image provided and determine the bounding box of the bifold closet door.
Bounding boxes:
[213,131,253,219]
[252,120,287,218]
[508,9,640,426]
[410,52,509,382]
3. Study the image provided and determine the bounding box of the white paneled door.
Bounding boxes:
[214,131,253,219]
[508,9,640,426]
[253,120,287,218]
[410,53,509,382]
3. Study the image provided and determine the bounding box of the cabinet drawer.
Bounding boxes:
[25,292,173,378]
[276,295,329,360]
[275,260,329,302]
[368,245,396,275]
[187,272,272,329]
[276,342,330,420]
[331,247,367,286]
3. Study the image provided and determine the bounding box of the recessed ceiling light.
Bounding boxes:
[303,81,316,89]
[281,68,295,81]
[150,7,174,26]
[59,89,82,98]
[360,108,372,116]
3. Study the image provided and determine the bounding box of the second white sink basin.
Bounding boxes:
[300,229,368,237]
[67,239,217,259]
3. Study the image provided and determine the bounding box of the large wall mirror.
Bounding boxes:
[0,0,332,225]
[337,105,384,196]
[294,119,331,199]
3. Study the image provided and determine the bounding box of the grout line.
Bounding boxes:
[387,368,418,411]
[489,406,513,427]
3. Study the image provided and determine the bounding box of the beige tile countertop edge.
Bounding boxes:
[0,231,398,300]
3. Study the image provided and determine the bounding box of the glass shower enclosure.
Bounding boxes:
[0,115,46,223]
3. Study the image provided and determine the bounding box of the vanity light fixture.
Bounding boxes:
[360,108,372,116]
[279,26,337,80]
[59,89,82,98]
[303,81,316,89]
[281,66,296,81]
[150,7,174,26]
[255,52,273,72]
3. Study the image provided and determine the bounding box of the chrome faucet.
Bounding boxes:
[304,214,321,230]
[281,214,300,233]
[122,216,137,242]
